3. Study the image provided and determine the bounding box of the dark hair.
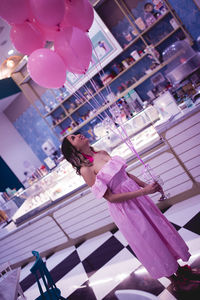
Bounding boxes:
[61,137,92,175]
[144,2,154,9]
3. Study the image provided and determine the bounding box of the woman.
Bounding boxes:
[61,133,200,292]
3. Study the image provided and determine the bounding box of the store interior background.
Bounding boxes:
[0,1,200,299]
[0,0,200,193]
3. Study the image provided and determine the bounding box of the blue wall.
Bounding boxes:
[168,0,200,40]
[14,104,60,163]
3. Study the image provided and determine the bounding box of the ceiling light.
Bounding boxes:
[8,49,14,55]
[0,55,23,79]
[6,59,15,68]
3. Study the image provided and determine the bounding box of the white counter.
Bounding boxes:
[0,105,200,267]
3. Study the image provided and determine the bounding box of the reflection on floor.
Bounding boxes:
[20,195,200,299]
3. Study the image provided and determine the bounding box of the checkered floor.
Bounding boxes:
[19,195,200,300]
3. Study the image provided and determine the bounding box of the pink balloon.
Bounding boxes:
[27,49,67,89]
[54,27,92,74]
[0,0,30,24]
[10,22,46,55]
[30,0,65,27]
[32,19,59,42]
[61,0,94,32]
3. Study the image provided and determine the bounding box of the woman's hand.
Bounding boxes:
[104,182,163,203]
[0,210,8,223]
[156,182,164,194]
[142,182,161,195]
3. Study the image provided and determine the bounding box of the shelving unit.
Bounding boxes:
[11,0,193,142]
[44,28,183,127]
[154,26,181,47]
[49,52,148,127]
[139,10,171,36]
[19,74,30,85]
[59,51,181,137]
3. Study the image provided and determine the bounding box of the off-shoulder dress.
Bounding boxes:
[91,156,190,279]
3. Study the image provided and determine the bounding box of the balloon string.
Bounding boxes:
[64,43,113,125]
[87,40,166,198]
[64,74,106,126]
[92,44,149,164]
[119,123,146,166]
[92,45,163,184]
[92,44,114,98]
[63,42,104,114]
[65,41,167,198]
[65,39,114,125]
[65,38,164,187]
[70,74,105,119]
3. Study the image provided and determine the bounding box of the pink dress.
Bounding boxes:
[91,156,190,279]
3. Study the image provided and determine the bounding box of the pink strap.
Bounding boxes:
[81,150,97,163]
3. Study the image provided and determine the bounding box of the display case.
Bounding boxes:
[12,105,161,225]
[1,106,199,268]
[163,40,200,84]
[12,161,85,225]
[110,125,160,158]
[93,105,160,153]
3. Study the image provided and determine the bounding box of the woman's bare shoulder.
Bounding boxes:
[80,165,94,176]
[80,166,96,187]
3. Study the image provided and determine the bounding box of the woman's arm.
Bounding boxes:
[104,182,160,203]
[80,166,96,187]
[127,172,147,188]
[80,165,161,203]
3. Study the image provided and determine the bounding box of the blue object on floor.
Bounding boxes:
[30,251,65,300]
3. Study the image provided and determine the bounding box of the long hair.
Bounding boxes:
[61,137,92,175]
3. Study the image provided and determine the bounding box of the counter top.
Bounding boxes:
[11,182,87,227]
[3,103,200,230]
[154,104,200,134]
[1,104,200,269]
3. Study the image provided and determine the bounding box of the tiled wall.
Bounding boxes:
[13,104,60,163]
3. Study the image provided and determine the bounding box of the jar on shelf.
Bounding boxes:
[135,17,146,31]
[45,105,50,113]
[111,63,122,75]
[152,0,167,14]
[122,30,133,42]
[100,71,115,85]
[183,96,194,108]
[144,12,156,27]
[130,50,140,61]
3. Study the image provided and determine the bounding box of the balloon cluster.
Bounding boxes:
[0,0,94,88]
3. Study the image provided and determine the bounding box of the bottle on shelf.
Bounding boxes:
[128,90,144,113]
[121,98,133,119]
[183,95,194,108]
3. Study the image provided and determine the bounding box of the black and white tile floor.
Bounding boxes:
[20,195,200,300]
